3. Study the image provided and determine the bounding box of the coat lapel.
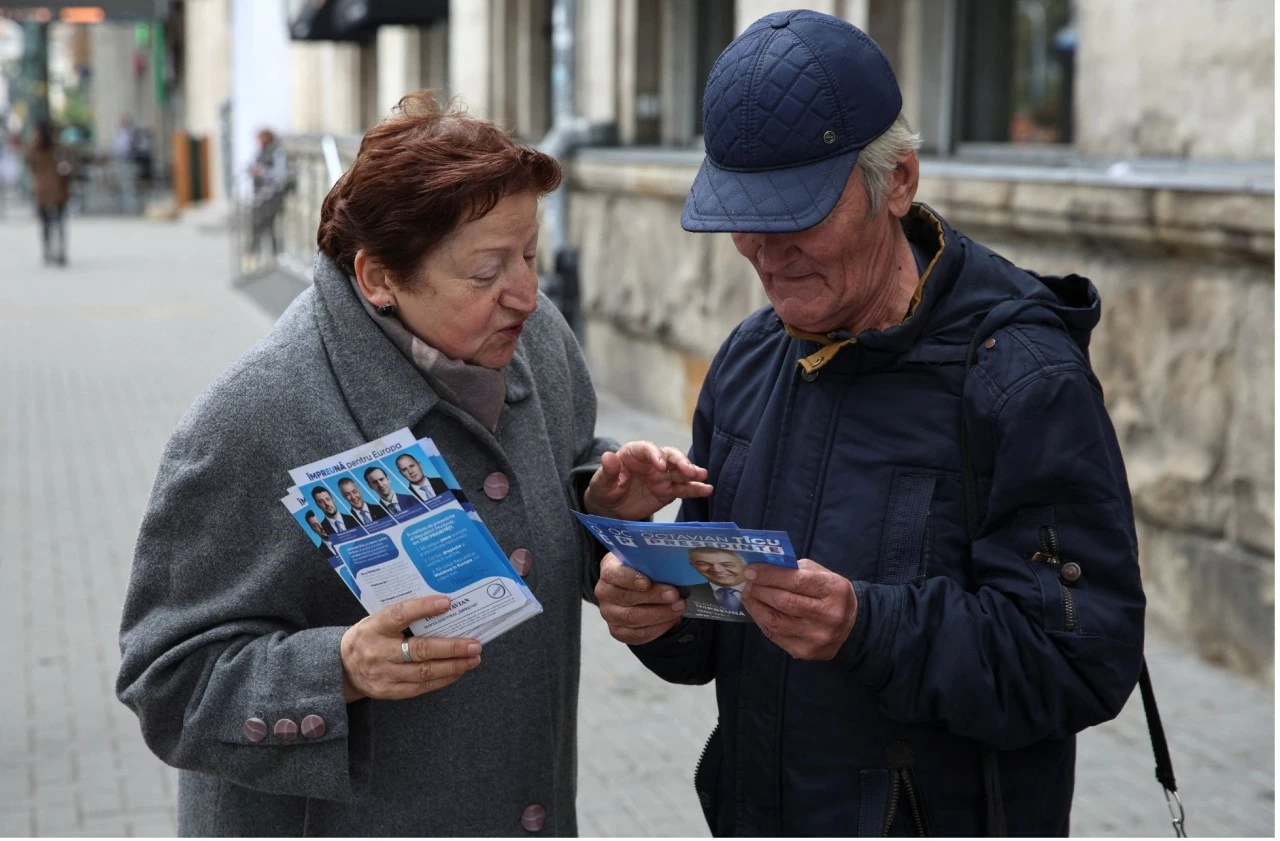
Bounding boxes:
[310,253,441,442]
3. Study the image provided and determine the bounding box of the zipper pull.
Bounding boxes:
[1035,525,1082,583]
[1034,525,1061,565]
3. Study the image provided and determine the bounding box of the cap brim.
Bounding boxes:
[680,148,860,233]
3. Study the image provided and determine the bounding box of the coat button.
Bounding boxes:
[800,368,819,382]
[484,472,511,500]
[510,548,533,576]
[1061,562,1082,583]
[520,804,546,832]
[243,717,267,743]
[273,719,299,741]
[984,338,997,349]
[301,714,327,739]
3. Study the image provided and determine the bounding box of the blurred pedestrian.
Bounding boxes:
[0,131,20,217]
[112,115,138,214]
[248,128,288,255]
[25,120,70,266]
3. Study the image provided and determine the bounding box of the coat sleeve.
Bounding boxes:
[836,356,1146,750]
[115,404,365,802]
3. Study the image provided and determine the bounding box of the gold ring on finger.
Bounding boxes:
[400,639,413,663]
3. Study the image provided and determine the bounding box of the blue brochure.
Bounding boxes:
[282,429,542,643]
[574,513,798,623]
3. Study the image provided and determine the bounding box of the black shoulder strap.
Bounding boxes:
[959,318,1185,837]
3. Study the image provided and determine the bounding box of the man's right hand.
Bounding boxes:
[595,553,687,644]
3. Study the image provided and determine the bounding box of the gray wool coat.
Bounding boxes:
[116,252,614,836]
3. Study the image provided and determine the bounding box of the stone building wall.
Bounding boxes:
[1073,0,1274,161]
[568,152,1275,680]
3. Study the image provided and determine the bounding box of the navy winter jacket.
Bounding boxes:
[631,205,1146,836]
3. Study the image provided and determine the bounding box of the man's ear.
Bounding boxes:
[353,249,397,309]
[887,151,920,219]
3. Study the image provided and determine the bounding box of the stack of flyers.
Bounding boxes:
[574,513,798,623]
[280,428,541,643]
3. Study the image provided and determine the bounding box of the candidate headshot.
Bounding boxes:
[395,453,449,503]
[305,511,338,557]
[336,477,389,526]
[304,510,325,539]
[680,547,750,614]
[688,548,749,588]
[363,465,423,517]
[310,486,361,535]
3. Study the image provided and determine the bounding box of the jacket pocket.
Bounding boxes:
[876,473,937,585]
[858,769,892,836]
[708,428,750,523]
[1025,499,1142,640]
[1032,523,1078,632]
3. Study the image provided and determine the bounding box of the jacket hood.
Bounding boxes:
[851,204,1102,362]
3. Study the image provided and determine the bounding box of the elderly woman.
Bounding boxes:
[116,92,708,836]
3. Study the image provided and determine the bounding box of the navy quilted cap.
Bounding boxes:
[682,9,902,233]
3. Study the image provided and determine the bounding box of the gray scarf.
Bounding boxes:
[350,277,507,433]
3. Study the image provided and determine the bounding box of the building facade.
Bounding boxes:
[194,0,1276,680]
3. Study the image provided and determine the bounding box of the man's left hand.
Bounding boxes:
[742,558,857,660]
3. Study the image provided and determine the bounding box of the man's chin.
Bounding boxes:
[769,299,837,332]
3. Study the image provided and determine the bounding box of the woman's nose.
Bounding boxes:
[502,262,540,313]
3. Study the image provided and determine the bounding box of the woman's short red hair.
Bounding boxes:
[317,91,562,280]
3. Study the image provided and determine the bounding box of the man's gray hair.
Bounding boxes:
[857,113,923,217]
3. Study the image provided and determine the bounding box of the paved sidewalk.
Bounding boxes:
[0,216,266,836]
[0,216,1271,837]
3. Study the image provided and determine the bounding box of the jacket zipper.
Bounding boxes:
[880,768,928,836]
[881,771,901,836]
[694,724,718,810]
[901,770,927,836]
[883,742,928,836]
[1035,525,1076,631]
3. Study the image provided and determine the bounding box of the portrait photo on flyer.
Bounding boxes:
[574,513,798,622]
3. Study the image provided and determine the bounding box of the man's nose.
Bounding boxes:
[754,235,801,272]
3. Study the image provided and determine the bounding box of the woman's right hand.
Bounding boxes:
[339,596,482,702]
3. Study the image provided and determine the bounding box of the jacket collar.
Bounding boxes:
[308,252,535,443]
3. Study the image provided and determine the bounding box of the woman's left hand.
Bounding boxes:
[583,441,713,521]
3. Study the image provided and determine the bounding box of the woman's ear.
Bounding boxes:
[353,249,397,309]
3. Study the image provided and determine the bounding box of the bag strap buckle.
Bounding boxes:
[1164,787,1187,837]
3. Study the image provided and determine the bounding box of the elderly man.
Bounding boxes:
[594,10,1148,837]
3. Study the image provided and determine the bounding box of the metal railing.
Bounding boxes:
[231,133,360,285]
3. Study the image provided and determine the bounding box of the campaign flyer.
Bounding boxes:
[281,430,541,642]
[574,513,798,623]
